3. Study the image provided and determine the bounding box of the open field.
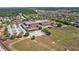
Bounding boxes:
[48,26,79,50]
[11,36,64,51]
[11,38,52,51]
[3,25,79,51]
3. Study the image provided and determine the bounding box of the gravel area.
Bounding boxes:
[29,30,45,37]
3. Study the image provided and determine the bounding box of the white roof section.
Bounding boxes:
[18,24,26,34]
[7,25,14,35]
[7,24,26,36]
[24,20,50,24]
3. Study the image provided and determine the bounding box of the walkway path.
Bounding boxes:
[0,43,7,51]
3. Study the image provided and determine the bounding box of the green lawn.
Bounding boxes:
[48,26,79,50]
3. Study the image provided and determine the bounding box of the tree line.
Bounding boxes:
[0,8,37,16]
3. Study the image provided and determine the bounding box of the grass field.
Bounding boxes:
[12,39,51,51]
[12,36,64,51]
[49,26,79,50]
[11,25,79,51]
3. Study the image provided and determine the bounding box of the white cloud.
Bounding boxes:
[0,0,78,7]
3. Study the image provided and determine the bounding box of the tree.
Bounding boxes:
[42,28,51,35]
[5,33,10,37]
[10,35,16,39]
[4,27,8,35]
[38,26,42,30]
[16,32,23,38]
[31,35,35,40]
[0,24,3,29]
[57,23,62,27]
[16,34,22,38]
[23,32,29,37]
[0,36,7,41]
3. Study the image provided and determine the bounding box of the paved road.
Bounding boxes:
[0,43,7,51]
